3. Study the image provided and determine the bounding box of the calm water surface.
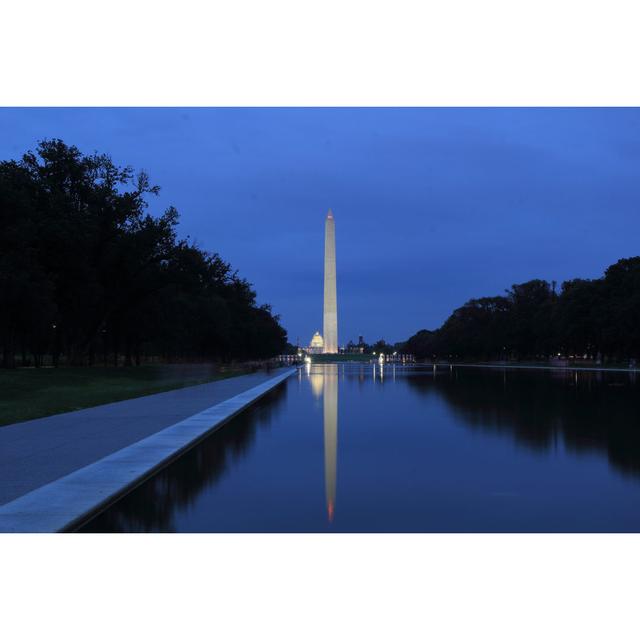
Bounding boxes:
[81,364,640,532]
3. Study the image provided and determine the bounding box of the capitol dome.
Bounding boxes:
[308,331,324,353]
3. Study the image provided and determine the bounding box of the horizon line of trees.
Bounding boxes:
[344,338,405,355]
[402,257,640,363]
[0,140,287,368]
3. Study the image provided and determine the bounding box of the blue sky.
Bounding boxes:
[1,107,639,345]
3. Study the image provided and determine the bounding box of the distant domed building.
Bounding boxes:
[308,331,324,354]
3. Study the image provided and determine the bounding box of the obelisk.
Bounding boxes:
[323,209,338,353]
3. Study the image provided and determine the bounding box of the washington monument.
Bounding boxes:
[323,209,338,353]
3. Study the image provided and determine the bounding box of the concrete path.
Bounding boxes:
[0,368,296,532]
[0,368,292,507]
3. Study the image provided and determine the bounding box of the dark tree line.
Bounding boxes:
[403,258,640,363]
[0,140,287,368]
[344,338,402,355]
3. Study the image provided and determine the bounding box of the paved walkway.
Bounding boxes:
[0,369,289,507]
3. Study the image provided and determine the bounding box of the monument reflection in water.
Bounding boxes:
[308,362,337,522]
[81,363,640,533]
[323,365,337,522]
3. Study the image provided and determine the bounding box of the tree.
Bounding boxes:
[555,279,603,358]
[504,280,557,358]
[372,339,393,354]
[402,260,640,363]
[0,140,287,367]
[437,296,511,359]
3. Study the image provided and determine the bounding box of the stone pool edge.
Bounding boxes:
[0,367,297,533]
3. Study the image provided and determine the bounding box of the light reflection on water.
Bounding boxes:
[81,363,640,532]
[323,365,337,522]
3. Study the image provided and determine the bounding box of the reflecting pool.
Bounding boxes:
[80,363,640,532]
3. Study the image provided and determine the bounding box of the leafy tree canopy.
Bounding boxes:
[402,258,640,362]
[0,140,287,367]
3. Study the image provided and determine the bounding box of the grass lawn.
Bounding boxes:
[0,364,248,427]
